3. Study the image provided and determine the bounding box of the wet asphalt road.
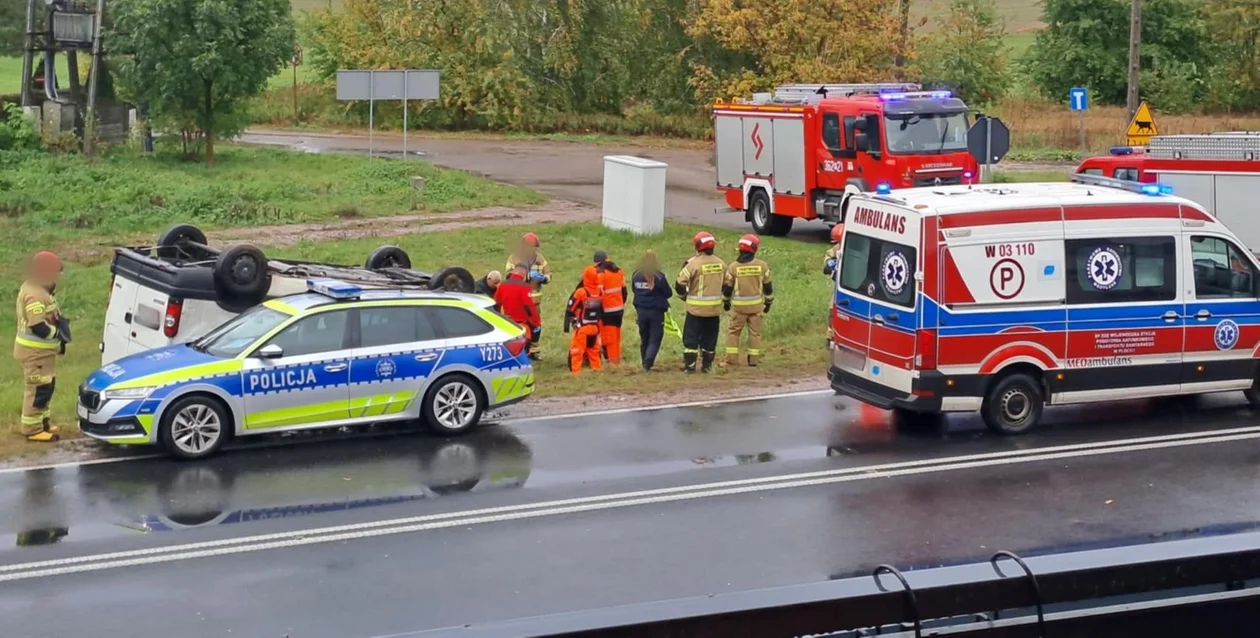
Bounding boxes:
[3,392,1260,637]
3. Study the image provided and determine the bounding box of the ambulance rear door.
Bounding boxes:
[834,198,921,395]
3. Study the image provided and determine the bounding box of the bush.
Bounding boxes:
[0,102,39,151]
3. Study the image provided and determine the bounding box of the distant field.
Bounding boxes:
[913,0,1044,32]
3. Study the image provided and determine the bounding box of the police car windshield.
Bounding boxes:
[193,306,290,358]
[883,111,968,154]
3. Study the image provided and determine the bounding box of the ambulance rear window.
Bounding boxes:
[839,232,917,308]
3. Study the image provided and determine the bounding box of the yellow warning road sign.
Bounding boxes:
[1126,101,1158,146]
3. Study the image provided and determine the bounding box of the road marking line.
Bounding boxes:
[2,427,1258,582]
[0,389,833,475]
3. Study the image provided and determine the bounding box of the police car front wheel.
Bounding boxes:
[159,396,231,460]
[981,373,1044,435]
[423,375,485,435]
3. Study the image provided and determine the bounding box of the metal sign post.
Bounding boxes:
[336,70,440,160]
[1070,87,1089,157]
[984,116,993,183]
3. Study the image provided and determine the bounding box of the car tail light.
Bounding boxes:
[163,298,184,338]
[504,335,529,357]
[915,329,937,370]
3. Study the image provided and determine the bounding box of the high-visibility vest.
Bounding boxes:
[724,258,773,309]
[677,253,725,317]
[600,268,626,314]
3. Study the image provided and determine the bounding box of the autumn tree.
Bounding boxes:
[686,0,908,103]
[1201,0,1260,111]
[112,0,296,165]
[917,0,1010,106]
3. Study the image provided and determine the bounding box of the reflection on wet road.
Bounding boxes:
[2,391,1260,637]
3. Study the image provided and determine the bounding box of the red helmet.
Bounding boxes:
[830,224,845,243]
[522,232,541,248]
[692,231,716,252]
[31,251,62,273]
[738,234,760,253]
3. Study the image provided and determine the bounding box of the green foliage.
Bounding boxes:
[0,0,25,58]
[0,102,38,150]
[917,0,1010,106]
[1201,0,1260,111]
[1025,0,1209,110]
[110,0,297,164]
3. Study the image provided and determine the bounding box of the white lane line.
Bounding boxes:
[2,424,1258,580]
[0,389,834,475]
[3,429,1259,583]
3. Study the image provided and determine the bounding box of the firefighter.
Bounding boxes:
[494,264,541,359]
[506,232,552,306]
[14,251,68,442]
[565,284,603,374]
[675,232,725,373]
[823,223,844,277]
[722,234,774,367]
[596,251,626,365]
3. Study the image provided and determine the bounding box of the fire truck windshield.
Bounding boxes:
[883,111,969,154]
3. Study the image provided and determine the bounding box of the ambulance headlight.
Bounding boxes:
[103,386,156,401]
[876,183,892,194]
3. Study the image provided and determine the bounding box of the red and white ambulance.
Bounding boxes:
[828,174,1260,434]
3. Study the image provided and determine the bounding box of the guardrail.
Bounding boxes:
[412,531,1260,637]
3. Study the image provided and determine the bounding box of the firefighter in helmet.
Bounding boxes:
[506,232,552,306]
[15,251,68,442]
[722,234,774,366]
[675,232,725,373]
[823,224,844,277]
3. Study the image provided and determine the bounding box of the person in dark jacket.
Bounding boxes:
[475,270,502,297]
[494,264,541,359]
[631,249,672,371]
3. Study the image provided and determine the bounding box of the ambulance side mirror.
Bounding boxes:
[257,344,284,359]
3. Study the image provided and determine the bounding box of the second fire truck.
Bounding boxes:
[713,83,980,236]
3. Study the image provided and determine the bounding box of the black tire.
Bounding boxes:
[748,189,793,236]
[365,245,412,270]
[427,266,475,293]
[213,243,271,306]
[981,373,1044,435]
[157,223,207,248]
[422,374,486,435]
[159,395,232,460]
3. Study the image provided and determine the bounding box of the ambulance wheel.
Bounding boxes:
[214,244,271,306]
[423,374,485,435]
[159,395,231,460]
[981,373,1044,435]
[748,190,793,236]
[157,223,207,248]
[365,245,412,270]
[428,266,475,293]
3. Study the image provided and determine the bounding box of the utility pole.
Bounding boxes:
[895,0,911,76]
[1126,0,1142,118]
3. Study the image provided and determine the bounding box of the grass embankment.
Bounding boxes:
[0,144,544,457]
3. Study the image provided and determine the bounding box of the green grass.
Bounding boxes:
[991,169,1072,183]
[0,221,832,459]
[0,55,74,97]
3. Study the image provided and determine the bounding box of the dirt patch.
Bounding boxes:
[209,200,597,248]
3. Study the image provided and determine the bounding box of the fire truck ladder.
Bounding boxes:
[771,83,922,104]
[1147,133,1260,161]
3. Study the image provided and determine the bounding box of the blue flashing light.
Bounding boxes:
[879,90,952,101]
[928,90,953,99]
[880,92,908,101]
[1159,184,1174,194]
[875,183,892,194]
[1140,184,1161,195]
[307,278,362,299]
[1109,146,1135,155]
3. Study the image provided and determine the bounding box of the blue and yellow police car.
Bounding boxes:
[77,279,536,459]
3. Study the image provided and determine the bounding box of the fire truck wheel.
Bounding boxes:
[213,244,271,306]
[365,245,412,270]
[748,190,793,236]
[981,373,1044,435]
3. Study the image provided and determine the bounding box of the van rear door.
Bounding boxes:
[102,274,140,364]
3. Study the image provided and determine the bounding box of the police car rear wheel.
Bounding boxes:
[423,375,484,435]
[981,373,1044,435]
[160,396,231,460]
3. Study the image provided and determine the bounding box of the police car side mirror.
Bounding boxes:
[257,344,284,359]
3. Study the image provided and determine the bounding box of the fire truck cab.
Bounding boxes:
[1077,133,1260,251]
[714,83,979,236]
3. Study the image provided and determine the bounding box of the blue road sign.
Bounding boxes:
[1070,87,1089,111]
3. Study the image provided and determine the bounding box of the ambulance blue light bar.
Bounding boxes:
[1071,173,1172,195]
[875,183,892,194]
[307,278,362,299]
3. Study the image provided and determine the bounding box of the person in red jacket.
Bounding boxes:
[494,263,541,359]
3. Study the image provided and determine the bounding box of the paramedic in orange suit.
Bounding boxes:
[595,252,626,365]
[565,286,603,373]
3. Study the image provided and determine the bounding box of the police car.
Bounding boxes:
[77,279,535,459]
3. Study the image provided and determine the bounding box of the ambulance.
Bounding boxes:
[828,174,1260,434]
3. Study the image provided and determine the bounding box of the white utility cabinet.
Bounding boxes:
[602,155,667,235]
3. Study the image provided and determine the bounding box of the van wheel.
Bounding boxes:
[423,375,485,435]
[366,245,412,270]
[157,224,207,248]
[428,266,475,293]
[748,190,793,236]
[214,244,271,306]
[981,373,1044,435]
[159,396,231,460]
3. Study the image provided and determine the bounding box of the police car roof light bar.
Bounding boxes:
[1070,173,1173,196]
[307,278,362,299]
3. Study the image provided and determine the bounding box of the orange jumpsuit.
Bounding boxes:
[598,264,626,365]
[567,288,603,373]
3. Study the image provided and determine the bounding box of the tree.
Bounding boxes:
[111,0,296,165]
[1025,0,1208,107]
[1201,0,1260,111]
[0,0,26,58]
[917,0,1010,106]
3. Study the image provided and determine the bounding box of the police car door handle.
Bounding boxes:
[1162,310,1180,322]
[1195,309,1212,320]
[323,363,348,372]
[414,353,438,362]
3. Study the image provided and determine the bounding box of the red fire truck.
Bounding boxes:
[713,83,980,236]
[1076,133,1260,249]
